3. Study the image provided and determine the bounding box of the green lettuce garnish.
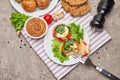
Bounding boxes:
[68,23,84,41]
[10,12,30,31]
[52,39,69,63]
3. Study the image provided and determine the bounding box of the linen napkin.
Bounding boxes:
[21,2,111,80]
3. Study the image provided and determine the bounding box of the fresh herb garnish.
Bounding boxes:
[10,12,30,31]
[64,40,75,51]
[56,25,65,34]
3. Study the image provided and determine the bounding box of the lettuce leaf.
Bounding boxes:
[68,23,84,41]
[52,39,69,63]
[10,12,30,31]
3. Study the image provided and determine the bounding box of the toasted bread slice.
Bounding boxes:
[62,0,87,6]
[61,0,90,17]
[70,3,90,17]
[61,0,76,13]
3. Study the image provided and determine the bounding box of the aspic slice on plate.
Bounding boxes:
[53,24,70,42]
[44,21,90,65]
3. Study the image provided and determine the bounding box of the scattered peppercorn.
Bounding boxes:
[20,46,22,48]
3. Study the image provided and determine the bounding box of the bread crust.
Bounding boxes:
[62,0,87,6]
[70,3,90,16]
[61,0,90,17]
[61,0,76,13]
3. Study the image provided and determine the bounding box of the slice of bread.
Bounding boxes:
[63,0,87,6]
[70,3,90,17]
[61,0,76,13]
[61,0,90,17]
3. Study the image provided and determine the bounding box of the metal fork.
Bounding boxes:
[72,55,120,80]
[72,54,83,61]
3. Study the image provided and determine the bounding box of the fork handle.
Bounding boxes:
[96,67,120,80]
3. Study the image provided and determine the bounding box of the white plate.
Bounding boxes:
[10,0,59,16]
[44,21,90,65]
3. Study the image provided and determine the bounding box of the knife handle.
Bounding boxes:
[96,67,120,80]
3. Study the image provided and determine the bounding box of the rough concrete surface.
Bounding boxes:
[0,0,120,80]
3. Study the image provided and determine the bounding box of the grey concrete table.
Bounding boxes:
[0,0,120,80]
